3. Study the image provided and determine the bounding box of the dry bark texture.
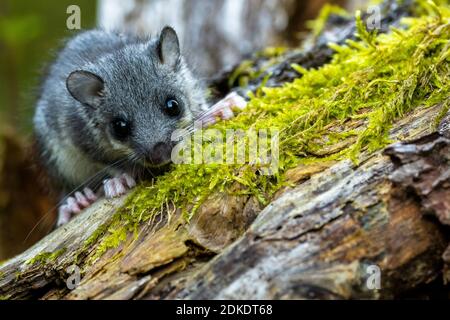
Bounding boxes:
[0,0,449,300]
[0,103,448,300]
[97,0,345,76]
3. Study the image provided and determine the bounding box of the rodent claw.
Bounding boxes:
[114,178,127,195]
[121,173,137,189]
[57,205,72,227]
[103,174,136,199]
[66,197,81,213]
[202,92,247,126]
[83,187,98,202]
[57,188,100,227]
[75,191,90,208]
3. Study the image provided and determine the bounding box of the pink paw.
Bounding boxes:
[103,173,136,199]
[57,187,97,227]
[202,92,247,126]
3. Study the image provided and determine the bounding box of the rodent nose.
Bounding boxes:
[148,142,172,165]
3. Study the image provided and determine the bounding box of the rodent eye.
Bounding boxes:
[164,98,181,117]
[111,118,131,140]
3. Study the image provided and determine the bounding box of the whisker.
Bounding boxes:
[24,155,135,243]
[25,103,223,242]
[177,102,227,132]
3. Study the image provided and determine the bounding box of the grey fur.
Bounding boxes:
[34,27,207,192]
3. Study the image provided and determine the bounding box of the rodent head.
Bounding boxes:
[66,26,205,169]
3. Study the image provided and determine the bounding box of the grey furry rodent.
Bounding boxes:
[34,27,208,226]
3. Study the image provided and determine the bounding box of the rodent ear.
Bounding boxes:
[66,70,105,107]
[157,26,180,69]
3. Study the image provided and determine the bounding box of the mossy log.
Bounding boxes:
[0,103,449,300]
[1,0,449,300]
[98,0,344,77]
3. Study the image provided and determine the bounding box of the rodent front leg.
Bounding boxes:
[103,173,137,199]
[57,187,98,227]
[202,92,247,126]
[57,173,136,226]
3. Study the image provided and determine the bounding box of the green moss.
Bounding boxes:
[433,97,450,128]
[228,59,255,87]
[306,4,350,38]
[86,2,450,259]
[88,221,128,263]
[256,46,287,58]
[355,10,377,48]
[228,47,287,88]
[26,247,66,266]
[83,223,109,249]
[26,252,51,265]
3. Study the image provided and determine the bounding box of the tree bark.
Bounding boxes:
[97,0,345,77]
[0,102,448,300]
[0,0,449,300]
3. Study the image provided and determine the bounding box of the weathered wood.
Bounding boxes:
[98,0,344,77]
[169,108,450,299]
[0,0,448,300]
[208,0,414,98]
[0,102,448,300]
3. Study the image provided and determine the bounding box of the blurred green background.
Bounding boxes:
[0,0,97,134]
